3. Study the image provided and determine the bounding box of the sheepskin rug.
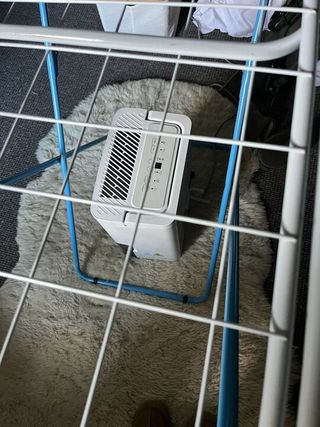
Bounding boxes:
[0,79,274,426]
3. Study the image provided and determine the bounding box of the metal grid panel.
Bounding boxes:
[0,1,318,426]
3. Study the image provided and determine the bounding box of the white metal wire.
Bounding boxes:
[0,23,303,61]
[0,269,288,342]
[0,1,318,426]
[2,2,15,23]
[297,119,320,427]
[0,44,309,78]
[260,2,319,425]
[0,183,298,241]
[0,110,308,160]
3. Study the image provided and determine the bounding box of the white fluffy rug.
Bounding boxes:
[0,79,274,426]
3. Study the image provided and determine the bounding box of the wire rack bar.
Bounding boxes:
[2,2,16,23]
[0,269,287,342]
[0,111,308,153]
[0,183,297,242]
[0,23,301,62]
[0,43,310,78]
[259,1,319,425]
[296,108,320,427]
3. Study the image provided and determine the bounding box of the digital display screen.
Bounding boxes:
[155,162,162,169]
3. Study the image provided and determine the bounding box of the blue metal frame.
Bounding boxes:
[0,4,265,306]
[217,197,239,427]
[1,135,107,186]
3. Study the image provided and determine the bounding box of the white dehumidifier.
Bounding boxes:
[91,108,191,261]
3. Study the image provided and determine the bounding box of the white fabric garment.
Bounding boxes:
[193,0,286,38]
[97,3,180,37]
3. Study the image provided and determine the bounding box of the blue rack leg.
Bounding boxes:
[217,192,239,427]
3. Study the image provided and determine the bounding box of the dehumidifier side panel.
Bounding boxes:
[133,222,181,261]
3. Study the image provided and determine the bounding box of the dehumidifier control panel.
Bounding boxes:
[132,121,179,211]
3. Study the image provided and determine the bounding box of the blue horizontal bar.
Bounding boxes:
[0,135,107,186]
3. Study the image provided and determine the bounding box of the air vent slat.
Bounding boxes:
[100,130,140,201]
[107,151,135,175]
[107,162,132,182]
[102,171,130,195]
[101,184,127,200]
[110,132,139,156]
[110,149,135,169]
[103,175,127,199]
[123,131,140,147]
[114,132,140,158]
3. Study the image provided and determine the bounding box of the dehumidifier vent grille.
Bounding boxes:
[100,130,140,200]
